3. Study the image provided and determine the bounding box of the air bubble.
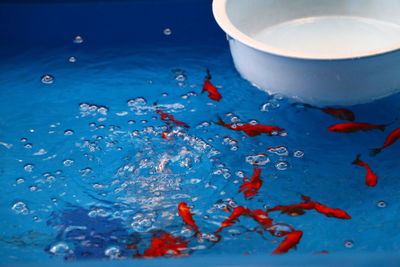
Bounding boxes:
[246,154,270,165]
[268,146,288,156]
[377,201,387,208]
[20,138,27,142]
[293,150,304,158]
[249,120,258,125]
[128,120,136,124]
[24,143,33,149]
[68,56,76,63]
[24,164,34,172]
[131,213,155,232]
[163,28,172,35]
[29,186,38,192]
[176,74,186,81]
[63,159,74,167]
[49,242,70,255]
[41,75,54,84]
[275,161,289,170]
[105,246,121,259]
[11,201,29,215]
[64,129,74,135]
[344,240,354,248]
[73,35,84,44]
[16,178,25,184]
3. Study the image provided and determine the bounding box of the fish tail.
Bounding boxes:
[291,102,315,109]
[378,125,386,131]
[205,69,212,80]
[370,148,382,156]
[213,116,225,126]
[351,154,361,165]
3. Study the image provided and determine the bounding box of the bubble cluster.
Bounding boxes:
[267,146,289,156]
[11,201,30,215]
[245,154,270,166]
[130,212,156,232]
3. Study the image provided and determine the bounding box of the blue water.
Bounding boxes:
[1,0,400,265]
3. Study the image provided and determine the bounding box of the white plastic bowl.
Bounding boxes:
[212,0,400,106]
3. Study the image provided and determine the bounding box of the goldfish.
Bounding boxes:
[215,206,251,233]
[215,117,285,137]
[162,131,174,141]
[272,230,303,255]
[370,127,400,156]
[352,154,378,186]
[267,200,314,216]
[239,168,262,199]
[250,209,273,228]
[142,233,189,258]
[294,103,355,121]
[178,202,200,236]
[202,69,222,101]
[312,202,351,220]
[268,195,351,220]
[156,110,189,128]
[328,122,388,133]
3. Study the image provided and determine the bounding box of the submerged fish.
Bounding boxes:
[202,69,222,101]
[215,206,252,233]
[328,122,388,133]
[215,117,285,137]
[268,195,351,220]
[156,110,190,128]
[239,168,262,199]
[370,127,400,156]
[352,154,378,187]
[272,230,303,255]
[141,233,189,258]
[294,103,355,121]
[178,202,200,236]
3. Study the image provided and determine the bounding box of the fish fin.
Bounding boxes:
[351,154,361,165]
[369,148,381,156]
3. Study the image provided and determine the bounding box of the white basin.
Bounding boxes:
[212,0,400,106]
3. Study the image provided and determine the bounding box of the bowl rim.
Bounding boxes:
[212,0,400,60]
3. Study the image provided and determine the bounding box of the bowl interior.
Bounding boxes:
[219,0,400,59]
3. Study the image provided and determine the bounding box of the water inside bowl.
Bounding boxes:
[251,16,400,59]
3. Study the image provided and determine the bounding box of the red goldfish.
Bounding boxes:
[156,110,189,128]
[162,131,174,141]
[272,230,303,255]
[239,168,262,199]
[215,117,285,137]
[352,154,378,186]
[250,209,273,228]
[371,127,400,156]
[142,233,189,258]
[215,206,251,233]
[267,202,314,216]
[178,202,200,236]
[328,122,388,133]
[268,195,351,220]
[294,103,355,121]
[202,69,222,101]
